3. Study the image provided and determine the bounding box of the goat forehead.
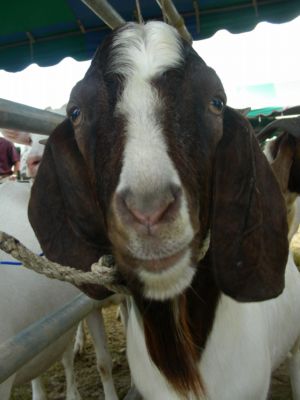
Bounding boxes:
[108,21,184,79]
[111,23,185,193]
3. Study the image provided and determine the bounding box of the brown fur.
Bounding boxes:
[28,120,112,300]
[211,108,288,302]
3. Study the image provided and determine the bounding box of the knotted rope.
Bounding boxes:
[0,231,130,295]
[0,230,211,295]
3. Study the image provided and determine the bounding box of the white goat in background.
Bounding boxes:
[259,116,300,398]
[259,117,300,242]
[0,124,123,399]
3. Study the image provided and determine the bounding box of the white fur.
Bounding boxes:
[113,22,183,197]
[138,250,195,300]
[264,139,300,243]
[109,22,183,79]
[31,377,47,400]
[287,195,300,242]
[5,105,66,178]
[25,133,47,178]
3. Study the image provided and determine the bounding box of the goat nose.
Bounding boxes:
[116,184,182,228]
[27,155,42,178]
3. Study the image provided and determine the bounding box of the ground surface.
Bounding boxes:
[11,304,294,400]
[11,305,130,400]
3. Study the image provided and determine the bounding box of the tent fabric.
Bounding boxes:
[248,105,300,118]
[247,107,284,118]
[1,0,300,72]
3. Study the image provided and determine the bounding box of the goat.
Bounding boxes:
[2,105,65,179]
[258,117,300,242]
[28,21,300,399]
[0,181,121,400]
[258,116,300,398]
[25,133,47,178]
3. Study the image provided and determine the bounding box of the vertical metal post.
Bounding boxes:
[156,0,193,43]
[80,0,125,29]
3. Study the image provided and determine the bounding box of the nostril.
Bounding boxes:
[129,202,169,226]
[27,156,41,167]
[116,185,182,228]
[27,156,42,178]
[170,183,182,204]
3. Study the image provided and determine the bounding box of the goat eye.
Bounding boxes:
[70,107,81,125]
[209,98,225,114]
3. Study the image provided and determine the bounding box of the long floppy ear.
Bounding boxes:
[211,107,289,302]
[28,119,112,300]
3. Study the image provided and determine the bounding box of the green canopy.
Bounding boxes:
[247,107,284,118]
[1,0,300,72]
[248,105,300,132]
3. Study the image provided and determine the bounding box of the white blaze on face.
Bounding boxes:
[111,22,184,195]
[110,22,196,300]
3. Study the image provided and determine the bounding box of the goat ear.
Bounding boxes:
[28,119,111,300]
[211,107,289,302]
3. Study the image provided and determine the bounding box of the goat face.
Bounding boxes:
[67,22,224,300]
[29,21,288,303]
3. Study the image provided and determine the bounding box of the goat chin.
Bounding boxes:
[138,249,195,300]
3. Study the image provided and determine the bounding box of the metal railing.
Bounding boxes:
[0,294,100,383]
[0,98,64,135]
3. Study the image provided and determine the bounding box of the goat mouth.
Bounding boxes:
[135,248,187,273]
[137,248,195,300]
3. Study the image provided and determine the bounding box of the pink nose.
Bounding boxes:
[115,185,182,231]
[27,155,42,178]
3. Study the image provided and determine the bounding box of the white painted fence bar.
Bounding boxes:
[81,0,125,29]
[0,98,64,135]
[0,294,100,383]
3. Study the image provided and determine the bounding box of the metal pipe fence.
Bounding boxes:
[0,294,100,383]
[0,98,64,135]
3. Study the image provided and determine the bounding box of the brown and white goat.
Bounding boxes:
[258,116,300,398]
[258,117,300,241]
[28,22,300,400]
